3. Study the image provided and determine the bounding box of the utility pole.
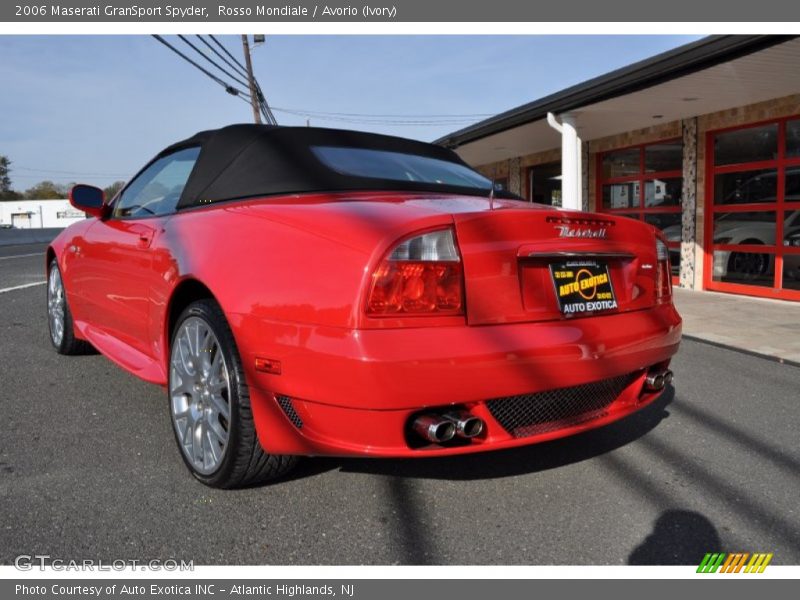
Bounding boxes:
[241,35,262,125]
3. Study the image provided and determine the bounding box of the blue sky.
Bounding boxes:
[0,35,701,190]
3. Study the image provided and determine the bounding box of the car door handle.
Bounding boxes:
[126,223,156,249]
[137,232,153,248]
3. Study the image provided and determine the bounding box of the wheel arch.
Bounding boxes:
[165,278,219,345]
[45,246,56,273]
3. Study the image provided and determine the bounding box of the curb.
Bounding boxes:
[683,334,800,369]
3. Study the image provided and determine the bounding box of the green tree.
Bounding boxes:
[0,155,12,194]
[25,180,65,199]
[103,180,126,200]
[0,189,23,200]
[0,155,24,200]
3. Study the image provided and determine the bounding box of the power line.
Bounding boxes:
[177,34,250,90]
[206,34,276,125]
[196,35,250,81]
[208,35,250,78]
[254,82,277,125]
[152,35,249,98]
[270,108,484,126]
[155,35,472,129]
[158,35,487,129]
[271,107,496,119]
[155,34,275,125]
[10,173,124,181]
[13,166,129,177]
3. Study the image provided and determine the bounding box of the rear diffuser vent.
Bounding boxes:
[486,373,638,438]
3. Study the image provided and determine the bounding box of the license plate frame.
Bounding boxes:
[549,260,618,315]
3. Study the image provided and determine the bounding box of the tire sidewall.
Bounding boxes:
[47,260,67,353]
[168,300,245,487]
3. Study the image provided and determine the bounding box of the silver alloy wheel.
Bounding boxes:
[48,266,65,346]
[169,316,232,475]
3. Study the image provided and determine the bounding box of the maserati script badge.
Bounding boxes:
[555,225,608,239]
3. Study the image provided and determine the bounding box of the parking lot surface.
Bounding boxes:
[1,245,798,565]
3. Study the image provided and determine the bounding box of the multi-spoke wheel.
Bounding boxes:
[168,299,297,487]
[47,259,91,355]
[170,317,232,475]
[48,265,65,347]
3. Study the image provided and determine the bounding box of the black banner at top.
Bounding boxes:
[2,0,800,22]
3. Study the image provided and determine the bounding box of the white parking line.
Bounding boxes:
[0,281,46,294]
[0,252,43,261]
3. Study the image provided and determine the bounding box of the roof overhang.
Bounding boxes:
[437,35,800,166]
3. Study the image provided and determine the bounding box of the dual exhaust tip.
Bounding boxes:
[412,411,484,444]
[645,369,674,392]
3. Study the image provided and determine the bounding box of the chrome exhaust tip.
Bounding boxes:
[645,371,667,391]
[663,370,674,386]
[412,414,457,443]
[445,411,485,438]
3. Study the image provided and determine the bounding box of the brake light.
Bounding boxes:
[366,228,464,316]
[655,238,672,301]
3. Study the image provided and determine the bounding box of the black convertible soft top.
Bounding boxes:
[152,124,514,209]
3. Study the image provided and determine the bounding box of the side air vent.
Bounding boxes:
[275,395,303,429]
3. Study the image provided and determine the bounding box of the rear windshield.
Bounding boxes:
[312,145,493,191]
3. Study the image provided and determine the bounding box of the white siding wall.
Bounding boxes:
[0,200,86,229]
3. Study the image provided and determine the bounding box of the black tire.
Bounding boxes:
[169,299,297,488]
[728,245,770,281]
[47,259,93,355]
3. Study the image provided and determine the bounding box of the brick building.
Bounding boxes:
[437,35,800,302]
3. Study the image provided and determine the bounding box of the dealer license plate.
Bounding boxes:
[550,260,618,315]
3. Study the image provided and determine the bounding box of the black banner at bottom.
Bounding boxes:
[2,579,795,600]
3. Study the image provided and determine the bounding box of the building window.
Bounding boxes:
[706,117,800,300]
[527,162,562,206]
[598,140,683,278]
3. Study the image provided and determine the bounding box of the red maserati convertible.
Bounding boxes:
[48,125,681,487]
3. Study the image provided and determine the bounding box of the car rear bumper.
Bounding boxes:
[231,302,681,457]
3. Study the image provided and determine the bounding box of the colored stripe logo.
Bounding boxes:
[697,552,773,573]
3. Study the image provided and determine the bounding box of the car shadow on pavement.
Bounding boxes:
[628,509,720,565]
[292,388,675,565]
[307,385,675,482]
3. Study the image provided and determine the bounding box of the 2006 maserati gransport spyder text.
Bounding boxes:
[47,125,681,487]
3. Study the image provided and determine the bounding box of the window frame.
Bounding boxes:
[110,146,201,221]
[704,115,800,301]
[596,138,683,282]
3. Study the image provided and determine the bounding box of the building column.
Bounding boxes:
[560,113,581,210]
[508,157,521,196]
[679,118,698,289]
[581,141,589,211]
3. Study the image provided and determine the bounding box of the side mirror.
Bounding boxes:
[69,184,108,219]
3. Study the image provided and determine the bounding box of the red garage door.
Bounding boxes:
[704,117,800,301]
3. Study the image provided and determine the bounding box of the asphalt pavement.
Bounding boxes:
[1,245,798,565]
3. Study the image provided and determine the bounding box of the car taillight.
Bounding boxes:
[655,238,672,301]
[366,228,464,316]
